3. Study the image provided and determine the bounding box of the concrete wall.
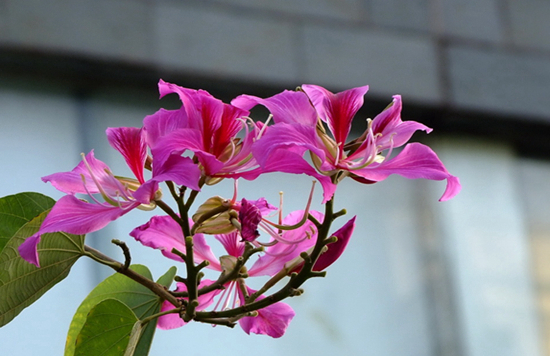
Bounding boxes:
[1,0,549,120]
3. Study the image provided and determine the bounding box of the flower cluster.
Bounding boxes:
[19,80,460,337]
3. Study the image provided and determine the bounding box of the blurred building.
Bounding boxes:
[1,1,550,355]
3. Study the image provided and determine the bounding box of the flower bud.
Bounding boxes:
[192,196,238,235]
[238,198,261,242]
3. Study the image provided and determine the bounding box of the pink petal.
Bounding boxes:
[221,166,264,181]
[370,95,432,149]
[130,215,220,268]
[158,79,212,102]
[232,90,317,126]
[439,175,462,202]
[252,123,326,167]
[354,142,461,201]
[302,84,369,145]
[18,234,41,267]
[106,127,147,184]
[193,233,222,270]
[143,108,187,148]
[212,103,248,157]
[151,128,226,176]
[132,180,159,205]
[187,93,225,152]
[215,232,245,259]
[157,300,185,330]
[159,81,251,169]
[19,195,136,266]
[150,154,201,191]
[252,123,338,201]
[238,286,295,338]
[36,195,134,235]
[151,128,204,165]
[158,81,220,135]
[42,151,119,195]
[256,148,336,204]
[193,151,225,176]
[130,215,187,262]
[247,197,278,216]
[213,124,262,179]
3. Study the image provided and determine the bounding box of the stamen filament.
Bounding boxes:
[261,181,316,231]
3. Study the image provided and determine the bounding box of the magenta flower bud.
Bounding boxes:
[238,198,262,242]
[313,216,356,271]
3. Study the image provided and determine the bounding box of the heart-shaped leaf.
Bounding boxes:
[74,298,139,356]
[0,210,85,327]
[65,265,177,356]
[0,192,55,253]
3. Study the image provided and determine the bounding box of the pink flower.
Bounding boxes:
[233,85,461,202]
[19,127,201,267]
[130,209,326,337]
[143,80,263,183]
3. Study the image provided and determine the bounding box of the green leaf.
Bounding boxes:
[65,265,178,356]
[157,266,177,289]
[74,299,139,356]
[0,192,55,253]
[0,210,85,327]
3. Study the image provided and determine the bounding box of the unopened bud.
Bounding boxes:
[192,196,238,235]
[220,255,238,274]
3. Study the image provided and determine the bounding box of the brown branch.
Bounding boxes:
[83,245,181,308]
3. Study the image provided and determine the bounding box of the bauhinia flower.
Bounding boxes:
[143,80,263,185]
[19,127,201,267]
[232,85,461,203]
[130,206,351,337]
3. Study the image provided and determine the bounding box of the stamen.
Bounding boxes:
[384,132,397,161]
[309,151,335,176]
[334,141,343,166]
[317,128,339,163]
[351,120,379,169]
[225,139,238,163]
[213,285,230,312]
[261,181,316,232]
[219,281,237,311]
[316,117,327,135]
[256,114,272,140]
[231,180,239,205]
[80,153,120,205]
[278,191,283,226]
[81,174,107,205]
[256,239,279,247]
[258,221,310,245]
